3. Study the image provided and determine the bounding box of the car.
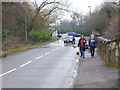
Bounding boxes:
[67,32,81,37]
[63,36,74,44]
[61,34,68,37]
[57,34,62,37]
[61,34,68,40]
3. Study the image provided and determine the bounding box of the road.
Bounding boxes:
[1,39,79,88]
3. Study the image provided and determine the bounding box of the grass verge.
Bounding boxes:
[105,63,119,68]
[1,37,60,57]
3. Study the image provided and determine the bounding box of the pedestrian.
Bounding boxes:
[72,36,75,44]
[78,35,86,58]
[89,34,97,57]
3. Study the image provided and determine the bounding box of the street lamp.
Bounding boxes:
[88,6,91,15]
[88,6,94,34]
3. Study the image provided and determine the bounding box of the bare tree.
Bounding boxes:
[28,0,70,33]
[71,11,84,32]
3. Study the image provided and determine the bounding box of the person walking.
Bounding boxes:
[78,35,86,58]
[72,36,75,44]
[89,34,97,57]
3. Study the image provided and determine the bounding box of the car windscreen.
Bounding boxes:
[68,37,73,39]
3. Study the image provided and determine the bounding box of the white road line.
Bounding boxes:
[35,55,44,59]
[20,61,32,67]
[55,48,58,50]
[44,52,50,55]
[0,68,16,77]
[51,49,55,52]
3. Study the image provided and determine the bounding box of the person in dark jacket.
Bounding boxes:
[78,35,86,58]
[89,34,97,57]
[72,36,75,44]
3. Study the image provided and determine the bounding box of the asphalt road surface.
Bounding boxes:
[1,39,79,88]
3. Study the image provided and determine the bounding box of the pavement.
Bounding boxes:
[74,49,119,88]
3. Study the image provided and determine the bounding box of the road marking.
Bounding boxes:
[44,52,50,55]
[20,61,32,67]
[0,68,16,77]
[35,55,44,59]
[51,49,55,52]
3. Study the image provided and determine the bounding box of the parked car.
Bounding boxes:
[61,34,68,40]
[67,32,81,37]
[63,36,73,44]
[57,34,62,37]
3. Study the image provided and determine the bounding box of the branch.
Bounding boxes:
[42,3,59,19]
[32,1,60,22]
[37,1,60,12]
[29,0,69,31]
[56,7,70,12]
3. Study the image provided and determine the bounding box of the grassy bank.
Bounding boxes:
[105,62,119,68]
[1,37,59,57]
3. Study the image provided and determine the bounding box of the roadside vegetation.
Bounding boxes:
[1,37,59,57]
[2,1,69,57]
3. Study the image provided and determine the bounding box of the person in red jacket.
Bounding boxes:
[78,35,86,58]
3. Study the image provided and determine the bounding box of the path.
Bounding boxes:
[74,49,118,88]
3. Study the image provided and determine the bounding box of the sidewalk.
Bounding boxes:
[74,50,118,88]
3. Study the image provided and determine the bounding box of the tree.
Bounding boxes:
[84,1,118,36]
[28,0,70,33]
[2,2,26,45]
[71,12,84,33]
[2,1,70,47]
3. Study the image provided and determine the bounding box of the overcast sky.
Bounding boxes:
[29,0,105,20]
[71,0,104,13]
[63,0,105,20]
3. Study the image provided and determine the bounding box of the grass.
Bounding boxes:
[1,37,60,57]
[105,63,119,68]
[101,57,119,68]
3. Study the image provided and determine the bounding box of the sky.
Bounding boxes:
[62,0,104,19]
[62,0,104,20]
[70,0,104,14]
[29,0,105,20]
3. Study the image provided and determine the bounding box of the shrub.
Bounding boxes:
[29,29,51,42]
[2,29,10,40]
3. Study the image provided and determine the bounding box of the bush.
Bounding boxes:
[29,30,51,42]
[2,29,10,40]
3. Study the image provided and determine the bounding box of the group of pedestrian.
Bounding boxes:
[77,34,97,58]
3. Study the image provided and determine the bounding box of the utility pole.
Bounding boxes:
[22,1,28,44]
[25,2,28,44]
